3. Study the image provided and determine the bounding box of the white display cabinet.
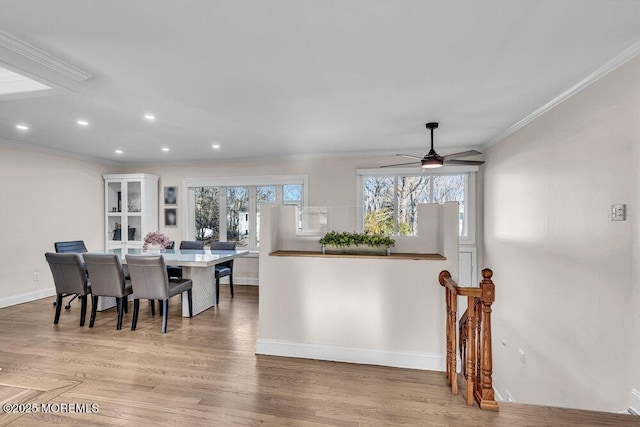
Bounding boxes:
[103,173,159,251]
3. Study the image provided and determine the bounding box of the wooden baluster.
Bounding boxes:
[445,288,451,385]
[450,288,457,395]
[475,268,498,411]
[465,296,475,405]
[439,271,457,394]
[475,299,482,399]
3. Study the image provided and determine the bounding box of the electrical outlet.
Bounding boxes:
[33,272,40,281]
[518,348,526,364]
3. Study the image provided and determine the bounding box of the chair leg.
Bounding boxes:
[187,289,193,317]
[149,299,155,316]
[162,300,169,333]
[89,295,99,328]
[230,273,234,298]
[215,277,220,305]
[54,294,63,324]
[132,299,140,331]
[123,298,129,314]
[159,300,164,316]
[79,295,88,327]
[116,298,124,330]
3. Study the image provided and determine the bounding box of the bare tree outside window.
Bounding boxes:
[397,176,429,235]
[195,187,219,242]
[227,187,249,245]
[193,183,303,248]
[363,177,394,235]
[363,174,467,237]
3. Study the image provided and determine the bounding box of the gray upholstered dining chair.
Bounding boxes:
[179,240,205,250]
[53,240,88,310]
[83,253,133,330]
[45,252,92,326]
[209,241,237,303]
[125,255,193,333]
[166,240,205,279]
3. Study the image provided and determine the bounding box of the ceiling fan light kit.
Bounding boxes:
[382,121,485,169]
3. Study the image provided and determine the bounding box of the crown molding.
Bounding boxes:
[0,31,92,82]
[485,37,640,149]
[0,136,120,166]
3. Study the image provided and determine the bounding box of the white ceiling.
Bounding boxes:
[1,0,640,164]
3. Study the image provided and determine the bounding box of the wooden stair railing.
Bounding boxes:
[439,268,498,411]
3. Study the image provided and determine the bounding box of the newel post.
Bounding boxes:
[476,268,498,410]
[439,270,457,394]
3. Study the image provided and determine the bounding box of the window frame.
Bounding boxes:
[184,175,308,249]
[356,166,477,245]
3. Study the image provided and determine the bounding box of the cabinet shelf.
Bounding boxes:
[103,173,158,250]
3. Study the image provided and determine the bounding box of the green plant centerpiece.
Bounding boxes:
[319,231,395,256]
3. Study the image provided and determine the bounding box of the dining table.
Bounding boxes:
[104,247,249,317]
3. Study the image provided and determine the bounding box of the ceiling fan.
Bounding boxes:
[381,122,485,169]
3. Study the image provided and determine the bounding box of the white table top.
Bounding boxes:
[105,248,249,267]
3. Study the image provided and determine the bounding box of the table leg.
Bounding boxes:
[181,265,216,317]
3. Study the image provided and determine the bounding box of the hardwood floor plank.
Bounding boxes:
[0,286,638,426]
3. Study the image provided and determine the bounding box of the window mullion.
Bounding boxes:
[248,186,257,248]
[219,186,227,242]
[393,177,399,235]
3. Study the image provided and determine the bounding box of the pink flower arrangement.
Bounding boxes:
[143,231,171,251]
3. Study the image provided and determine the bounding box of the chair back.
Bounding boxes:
[54,240,88,253]
[83,253,128,298]
[45,252,89,295]
[210,241,237,269]
[166,241,175,250]
[125,255,169,300]
[179,240,205,250]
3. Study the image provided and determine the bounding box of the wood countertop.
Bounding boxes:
[269,250,446,260]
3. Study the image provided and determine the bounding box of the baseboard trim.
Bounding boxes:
[256,339,445,371]
[0,288,56,309]
[235,277,259,286]
[629,389,640,416]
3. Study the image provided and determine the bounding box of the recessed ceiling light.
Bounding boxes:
[77,120,89,126]
[115,149,123,154]
[162,147,170,152]
[212,144,220,149]
[144,113,156,121]
[16,124,29,130]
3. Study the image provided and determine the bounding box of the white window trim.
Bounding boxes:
[183,174,308,243]
[355,166,477,245]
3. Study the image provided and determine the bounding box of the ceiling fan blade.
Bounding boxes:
[396,154,422,160]
[443,159,485,166]
[380,161,421,168]
[442,150,482,160]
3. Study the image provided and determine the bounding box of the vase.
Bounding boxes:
[148,244,161,255]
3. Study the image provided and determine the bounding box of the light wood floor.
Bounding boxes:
[0,286,638,426]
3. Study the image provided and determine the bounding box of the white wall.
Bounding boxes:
[257,202,460,370]
[0,144,116,307]
[483,55,640,412]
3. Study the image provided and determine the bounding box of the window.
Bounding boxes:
[361,171,474,240]
[194,187,220,240]
[186,175,307,249]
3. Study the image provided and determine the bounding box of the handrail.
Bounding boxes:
[439,269,498,411]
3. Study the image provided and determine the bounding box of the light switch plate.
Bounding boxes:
[611,204,626,221]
